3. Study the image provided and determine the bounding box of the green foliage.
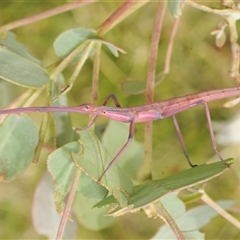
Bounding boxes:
[94,159,233,214]
[0,114,38,181]
[32,172,77,239]
[47,141,82,213]
[0,1,240,240]
[0,31,49,88]
[72,129,133,207]
[53,28,97,58]
[151,197,235,239]
[168,0,182,18]
[73,193,117,231]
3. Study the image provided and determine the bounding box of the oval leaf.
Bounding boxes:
[168,0,182,18]
[0,31,42,65]
[0,31,49,88]
[47,141,82,213]
[32,171,77,239]
[152,200,236,239]
[72,129,133,207]
[50,74,78,147]
[216,31,226,48]
[0,114,38,181]
[53,28,97,58]
[47,141,108,213]
[73,193,116,231]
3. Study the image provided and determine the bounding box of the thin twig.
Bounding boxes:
[164,17,181,74]
[33,112,49,164]
[22,87,46,107]
[185,0,240,82]
[97,0,148,36]
[92,42,101,105]
[63,42,95,95]
[154,201,186,240]
[227,17,240,81]
[0,0,97,31]
[50,41,89,80]
[185,0,240,17]
[201,192,240,229]
[56,167,81,240]
[89,42,102,129]
[142,1,166,180]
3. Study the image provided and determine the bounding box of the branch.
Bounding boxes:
[0,1,97,31]
[141,1,166,180]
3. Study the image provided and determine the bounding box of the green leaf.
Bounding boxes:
[160,192,186,219]
[153,228,204,240]
[168,0,182,18]
[50,74,78,147]
[53,28,97,58]
[181,231,205,240]
[0,31,50,88]
[0,114,38,181]
[53,28,125,60]
[32,172,78,239]
[77,172,107,200]
[216,31,226,48]
[121,72,166,94]
[94,159,233,213]
[99,39,126,57]
[47,141,82,213]
[177,200,236,230]
[0,31,42,65]
[47,141,107,213]
[151,198,204,239]
[72,129,133,207]
[152,200,235,239]
[73,192,117,231]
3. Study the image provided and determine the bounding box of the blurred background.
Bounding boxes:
[0,1,240,239]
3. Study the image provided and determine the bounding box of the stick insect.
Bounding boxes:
[0,87,240,182]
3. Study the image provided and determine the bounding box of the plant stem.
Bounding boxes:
[50,41,89,80]
[141,1,166,180]
[227,17,240,81]
[64,42,95,94]
[0,0,97,31]
[154,201,185,240]
[89,42,101,129]
[92,42,101,105]
[33,112,49,164]
[185,0,240,16]
[55,167,81,240]
[97,0,148,36]
[201,192,240,229]
[164,17,181,74]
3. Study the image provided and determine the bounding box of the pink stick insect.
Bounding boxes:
[0,87,240,182]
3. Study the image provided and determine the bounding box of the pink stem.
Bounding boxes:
[164,17,181,74]
[143,1,166,180]
[56,168,81,240]
[97,0,147,36]
[0,1,97,31]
